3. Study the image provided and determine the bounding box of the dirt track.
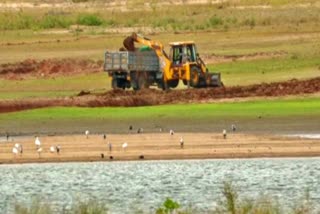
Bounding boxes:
[1,133,320,164]
[0,77,319,113]
[0,58,102,80]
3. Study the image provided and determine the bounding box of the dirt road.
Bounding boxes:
[1,133,320,164]
[0,58,102,80]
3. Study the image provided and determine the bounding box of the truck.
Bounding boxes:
[104,33,223,90]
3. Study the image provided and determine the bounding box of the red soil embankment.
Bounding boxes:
[0,77,319,113]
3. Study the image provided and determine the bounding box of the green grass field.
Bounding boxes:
[3,97,320,120]
[211,57,320,85]
[1,97,319,134]
[0,73,108,99]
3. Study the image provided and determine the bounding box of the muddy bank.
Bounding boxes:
[0,77,319,113]
[0,58,103,80]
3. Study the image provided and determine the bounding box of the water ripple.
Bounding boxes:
[1,158,320,213]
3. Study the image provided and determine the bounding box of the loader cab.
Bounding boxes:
[169,42,197,65]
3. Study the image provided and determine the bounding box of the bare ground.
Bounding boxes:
[0,58,103,80]
[1,133,320,164]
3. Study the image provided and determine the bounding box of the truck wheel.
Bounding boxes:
[112,78,126,90]
[137,72,149,89]
[112,78,118,89]
[190,66,200,87]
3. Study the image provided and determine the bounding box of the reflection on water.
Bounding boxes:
[1,158,320,213]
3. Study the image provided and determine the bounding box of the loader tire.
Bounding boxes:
[168,79,179,88]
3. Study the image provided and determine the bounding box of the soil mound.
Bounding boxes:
[0,58,103,80]
[0,77,319,113]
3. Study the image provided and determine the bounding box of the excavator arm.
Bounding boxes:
[123,33,173,83]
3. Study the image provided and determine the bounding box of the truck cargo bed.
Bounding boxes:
[104,51,159,72]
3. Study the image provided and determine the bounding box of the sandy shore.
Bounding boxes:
[1,133,320,164]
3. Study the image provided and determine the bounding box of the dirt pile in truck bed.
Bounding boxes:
[0,58,103,80]
[0,77,319,113]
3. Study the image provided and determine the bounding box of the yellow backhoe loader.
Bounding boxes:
[104,33,222,90]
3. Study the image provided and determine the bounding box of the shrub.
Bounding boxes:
[15,199,52,214]
[243,17,256,28]
[0,13,35,30]
[70,200,108,214]
[77,14,104,26]
[40,14,72,29]
[208,15,223,27]
[156,198,180,214]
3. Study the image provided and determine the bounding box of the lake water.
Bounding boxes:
[1,158,320,213]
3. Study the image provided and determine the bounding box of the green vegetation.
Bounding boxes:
[13,181,316,214]
[15,199,107,214]
[0,2,319,32]
[15,198,52,214]
[0,12,107,31]
[156,198,181,214]
[0,73,109,99]
[213,181,314,214]
[210,57,320,86]
[1,98,319,122]
[76,14,104,26]
[70,200,108,214]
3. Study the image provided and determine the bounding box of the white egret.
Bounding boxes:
[85,130,89,138]
[137,128,143,134]
[180,136,184,149]
[108,142,112,152]
[231,124,236,132]
[37,147,43,158]
[35,137,41,148]
[122,142,128,151]
[223,129,227,139]
[50,146,56,153]
[14,143,23,154]
[12,147,18,156]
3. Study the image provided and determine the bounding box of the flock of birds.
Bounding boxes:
[12,136,61,158]
[10,124,237,159]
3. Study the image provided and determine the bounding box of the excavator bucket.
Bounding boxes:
[206,72,223,87]
[123,35,135,51]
